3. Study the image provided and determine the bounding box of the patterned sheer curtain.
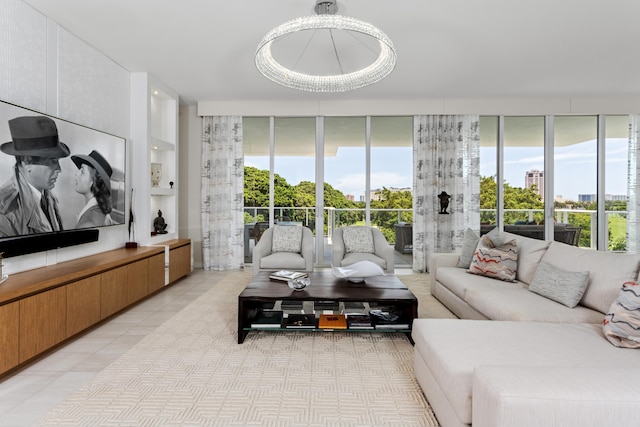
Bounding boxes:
[628,115,639,253]
[413,115,480,272]
[201,116,245,270]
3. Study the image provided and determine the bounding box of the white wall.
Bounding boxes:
[178,105,203,268]
[0,0,130,274]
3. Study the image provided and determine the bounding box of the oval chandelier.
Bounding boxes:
[255,0,397,92]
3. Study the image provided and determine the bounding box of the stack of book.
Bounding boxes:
[284,313,317,328]
[346,313,374,329]
[369,309,410,330]
[318,314,347,330]
[269,270,308,282]
[250,310,284,329]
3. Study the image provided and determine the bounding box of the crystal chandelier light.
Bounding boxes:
[255,0,396,92]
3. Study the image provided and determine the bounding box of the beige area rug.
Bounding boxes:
[37,271,455,427]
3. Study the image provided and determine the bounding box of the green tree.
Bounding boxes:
[370,187,413,242]
[480,176,543,224]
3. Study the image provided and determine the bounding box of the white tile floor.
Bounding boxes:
[0,268,226,427]
[0,267,414,426]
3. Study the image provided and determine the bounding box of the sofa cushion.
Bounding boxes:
[541,242,640,314]
[528,261,589,308]
[411,319,640,425]
[342,226,375,254]
[258,252,306,270]
[603,281,640,348]
[468,237,518,282]
[501,231,551,285]
[464,284,604,323]
[437,266,521,301]
[271,225,302,253]
[457,227,480,269]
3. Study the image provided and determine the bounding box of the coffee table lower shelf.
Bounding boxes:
[240,326,413,343]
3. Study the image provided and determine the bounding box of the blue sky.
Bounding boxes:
[246,139,628,202]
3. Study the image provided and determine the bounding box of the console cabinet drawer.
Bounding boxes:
[0,301,19,372]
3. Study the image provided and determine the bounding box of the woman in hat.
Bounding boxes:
[71,150,114,228]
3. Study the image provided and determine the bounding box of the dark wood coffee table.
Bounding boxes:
[237,270,418,343]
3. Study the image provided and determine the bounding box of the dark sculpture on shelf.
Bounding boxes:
[438,191,451,214]
[153,209,168,234]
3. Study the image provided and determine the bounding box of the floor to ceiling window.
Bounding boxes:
[554,116,597,247]
[243,116,414,267]
[245,113,632,269]
[605,115,630,252]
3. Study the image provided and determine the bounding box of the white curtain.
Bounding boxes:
[201,116,244,270]
[413,115,480,272]
[628,115,639,253]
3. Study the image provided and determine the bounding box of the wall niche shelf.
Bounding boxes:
[131,73,180,246]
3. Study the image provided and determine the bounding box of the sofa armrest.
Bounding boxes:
[252,228,273,275]
[473,365,640,427]
[428,253,460,294]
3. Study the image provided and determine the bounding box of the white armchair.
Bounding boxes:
[332,226,395,273]
[252,225,314,275]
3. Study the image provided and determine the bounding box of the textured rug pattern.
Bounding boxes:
[37,271,452,426]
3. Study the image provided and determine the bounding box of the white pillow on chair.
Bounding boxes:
[272,225,302,253]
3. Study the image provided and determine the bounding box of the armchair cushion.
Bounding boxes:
[272,225,302,253]
[342,226,375,254]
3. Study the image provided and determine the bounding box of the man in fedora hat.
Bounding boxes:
[0,115,70,237]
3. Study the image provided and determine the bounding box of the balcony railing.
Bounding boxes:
[481,208,628,250]
[244,206,628,252]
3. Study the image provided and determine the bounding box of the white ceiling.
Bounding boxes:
[22,0,640,106]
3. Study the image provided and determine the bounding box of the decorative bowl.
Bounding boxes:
[288,277,310,291]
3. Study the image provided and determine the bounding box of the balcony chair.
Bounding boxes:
[332,226,395,274]
[252,225,314,275]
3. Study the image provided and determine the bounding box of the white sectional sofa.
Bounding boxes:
[412,230,640,427]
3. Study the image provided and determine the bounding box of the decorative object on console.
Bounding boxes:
[438,191,451,214]
[255,0,396,92]
[153,210,168,234]
[125,188,138,248]
[169,181,174,189]
[150,162,162,187]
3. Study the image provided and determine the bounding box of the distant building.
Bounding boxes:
[525,170,544,199]
[578,194,627,202]
[345,194,354,201]
[369,187,412,201]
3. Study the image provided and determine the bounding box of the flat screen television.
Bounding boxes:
[0,100,126,258]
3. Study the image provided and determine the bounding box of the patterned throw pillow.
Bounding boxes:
[528,261,589,308]
[468,236,518,282]
[271,225,303,253]
[342,227,375,254]
[603,281,640,348]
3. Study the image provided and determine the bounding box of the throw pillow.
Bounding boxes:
[457,227,480,269]
[468,238,518,282]
[271,225,303,253]
[528,261,589,308]
[603,281,640,348]
[342,227,375,254]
